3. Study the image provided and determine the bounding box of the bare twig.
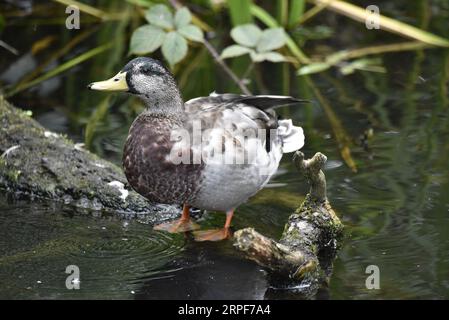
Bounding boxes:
[202,40,252,95]
[0,40,19,55]
[168,0,252,95]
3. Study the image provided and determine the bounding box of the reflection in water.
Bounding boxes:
[134,243,268,300]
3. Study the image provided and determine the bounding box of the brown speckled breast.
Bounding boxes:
[122,113,203,205]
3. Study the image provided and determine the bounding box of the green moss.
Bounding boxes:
[0,159,21,184]
[0,94,178,220]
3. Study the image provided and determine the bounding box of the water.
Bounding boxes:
[1,0,449,299]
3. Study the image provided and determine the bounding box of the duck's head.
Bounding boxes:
[88,57,181,110]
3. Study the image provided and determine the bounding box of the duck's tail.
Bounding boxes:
[277,119,305,153]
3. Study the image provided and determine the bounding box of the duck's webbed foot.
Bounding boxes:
[193,228,232,242]
[153,204,199,233]
[192,209,234,242]
[154,219,200,233]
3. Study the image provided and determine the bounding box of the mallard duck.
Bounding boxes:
[88,57,305,241]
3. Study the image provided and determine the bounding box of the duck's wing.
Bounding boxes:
[185,92,308,113]
[183,92,305,155]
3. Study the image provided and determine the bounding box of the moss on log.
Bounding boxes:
[234,151,343,294]
[0,95,178,222]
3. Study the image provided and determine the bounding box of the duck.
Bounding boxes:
[88,57,305,241]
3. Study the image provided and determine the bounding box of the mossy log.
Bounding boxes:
[234,152,343,291]
[0,95,178,222]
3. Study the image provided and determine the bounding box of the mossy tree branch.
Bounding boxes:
[234,151,343,289]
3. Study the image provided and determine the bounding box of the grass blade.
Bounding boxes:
[52,0,111,20]
[84,96,111,149]
[288,0,306,27]
[277,0,288,26]
[14,27,96,91]
[305,75,358,172]
[309,0,449,47]
[297,41,431,75]
[6,43,113,97]
[297,2,328,25]
[227,0,253,26]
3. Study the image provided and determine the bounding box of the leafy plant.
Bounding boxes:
[220,23,287,63]
[129,4,204,66]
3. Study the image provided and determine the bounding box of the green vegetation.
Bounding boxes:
[1,0,449,171]
[221,24,287,63]
[129,4,204,66]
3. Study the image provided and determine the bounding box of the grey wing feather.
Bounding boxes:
[184,93,303,153]
[185,92,309,112]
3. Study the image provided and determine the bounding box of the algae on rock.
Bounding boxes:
[0,95,178,223]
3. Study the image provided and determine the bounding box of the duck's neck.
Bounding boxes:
[138,87,184,116]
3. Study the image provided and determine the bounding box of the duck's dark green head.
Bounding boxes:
[88,57,174,95]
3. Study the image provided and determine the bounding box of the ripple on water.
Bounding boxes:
[0,198,186,299]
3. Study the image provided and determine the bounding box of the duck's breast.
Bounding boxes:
[123,115,203,204]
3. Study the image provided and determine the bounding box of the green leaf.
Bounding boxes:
[256,28,286,52]
[145,4,173,29]
[230,24,262,48]
[178,24,204,42]
[220,45,253,59]
[339,58,386,75]
[252,51,286,62]
[162,31,188,66]
[174,7,192,29]
[250,4,310,63]
[297,62,331,75]
[130,25,166,54]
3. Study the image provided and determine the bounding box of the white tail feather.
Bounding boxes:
[277,119,305,153]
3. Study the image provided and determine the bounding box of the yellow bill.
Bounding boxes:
[88,71,128,91]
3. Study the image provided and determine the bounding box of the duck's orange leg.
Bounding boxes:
[193,209,234,242]
[153,204,200,233]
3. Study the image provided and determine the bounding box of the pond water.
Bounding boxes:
[1,0,449,299]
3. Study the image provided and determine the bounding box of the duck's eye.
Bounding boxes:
[141,66,164,76]
[114,78,119,82]
[141,67,152,74]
